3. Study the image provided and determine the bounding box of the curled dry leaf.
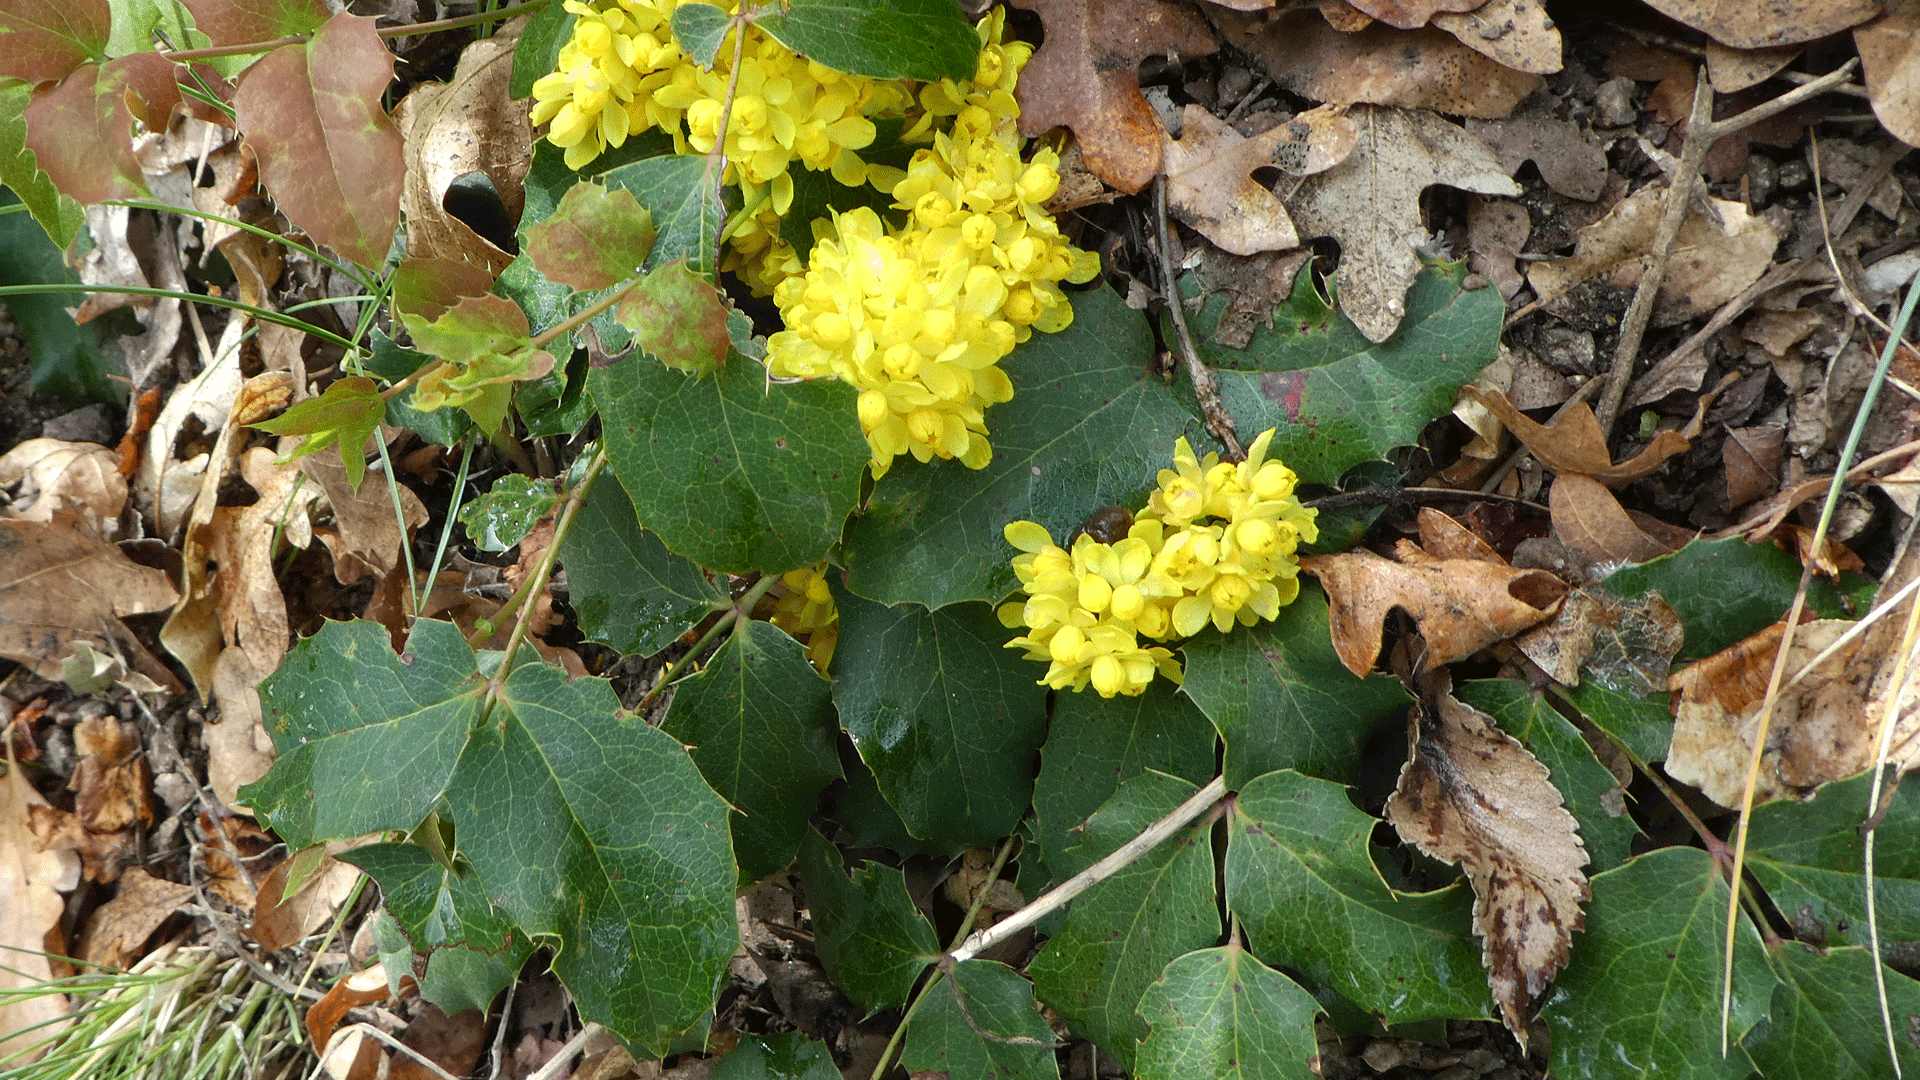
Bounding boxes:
[1219,10,1541,120]
[1548,473,1684,569]
[393,30,529,277]
[1511,583,1684,697]
[1430,0,1564,75]
[1010,0,1216,194]
[1385,672,1589,1045]
[301,442,430,586]
[0,512,180,687]
[207,647,277,812]
[198,448,319,680]
[1301,549,1566,676]
[69,716,154,835]
[1,752,80,1064]
[248,845,365,952]
[1856,2,1920,148]
[0,438,127,533]
[1413,506,1504,563]
[1639,0,1880,51]
[1160,104,1357,255]
[1526,186,1780,329]
[76,866,194,969]
[1466,387,1692,487]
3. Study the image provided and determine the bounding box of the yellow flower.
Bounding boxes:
[770,562,839,670]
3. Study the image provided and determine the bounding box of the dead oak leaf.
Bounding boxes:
[1,751,81,1064]
[1511,583,1683,697]
[1466,387,1692,487]
[1010,0,1216,194]
[1301,549,1566,676]
[301,441,429,586]
[199,447,319,680]
[1346,0,1482,29]
[1161,104,1356,255]
[1547,473,1685,571]
[1857,2,1920,148]
[0,512,179,686]
[76,866,194,969]
[1282,105,1519,342]
[69,716,154,835]
[1641,0,1881,51]
[1385,673,1589,1045]
[1431,0,1564,75]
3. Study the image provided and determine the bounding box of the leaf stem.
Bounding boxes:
[479,447,610,693]
[632,573,779,714]
[0,284,359,351]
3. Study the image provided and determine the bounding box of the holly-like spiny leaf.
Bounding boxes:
[251,375,384,490]
[1744,944,1920,1079]
[340,842,517,955]
[1604,536,1869,658]
[1745,769,1920,948]
[522,180,656,291]
[405,293,557,436]
[564,476,727,657]
[1134,945,1323,1080]
[904,960,1061,1080]
[669,3,731,68]
[618,258,731,374]
[0,0,109,84]
[180,0,327,47]
[795,827,939,1015]
[752,0,979,82]
[711,1033,841,1080]
[24,53,180,205]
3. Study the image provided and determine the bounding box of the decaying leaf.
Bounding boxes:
[1548,473,1685,569]
[1511,583,1684,695]
[1220,10,1541,121]
[1856,1,1920,148]
[1414,506,1504,564]
[393,30,528,278]
[0,512,180,688]
[207,647,277,812]
[1526,186,1780,328]
[302,443,430,586]
[1639,0,1880,51]
[1,752,80,1064]
[1724,424,1785,510]
[1466,387,1692,487]
[1344,0,1481,29]
[1161,104,1356,255]
[1280,106,1519,342]
[1385,672,1589,1044]
[69,716,154,835]
[76,866,194,969]
[1431,0,1564,75]
[248,845,364,952]
[1703,40,1802,93]
[1010,0,1216,194]
[0,438,127,533]
[198,448,320,680]
[1301,548,1566,676]
[1465,108,1607,202]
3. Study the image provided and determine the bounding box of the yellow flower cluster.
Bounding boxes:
[764,12,1099,478]
[769,562,838,670]
[998,429,1318,697]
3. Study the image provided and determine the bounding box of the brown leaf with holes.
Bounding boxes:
[1857,2,1920,147]
[394,30,527,279]
[1467,387,1692,487]
[1431,0,1563,74]
[1161,104,1355,255]
[1385,671,1589,1046]
[1220,10,1541,120]
[1301,549,1566,676]
[1009,0,1216,194]
[0,511,180,688]
[1640,0,1880,50]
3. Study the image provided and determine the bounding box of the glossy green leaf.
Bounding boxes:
[830,589,1047,847]
[420,939,533,1015]
[253,375,385,489]
[844,287,1212,609]
[795,828,939,1014]
[661,619,842,879]
[669,3,730,68]
[565,476,726,657]
[1031,681,1216,884]
[602,153,732,277]
[904,960,1061,1080]
[457,474,561,552]
[1179,262,1501,486]
[341,842,518,954]
[0,112,84,256]
[1135,945,1322,1080]
[590,347,867,575]
[1746,769,1920,947]
[1558,681,1672,766]
[1745,945,1920,1079]
[776,163,901,255]
[0,186,110,403]
[240,619,483,849]
[830,743,966,859]
[509,0,574,99]
[1604,537,1866,658]
[1461,680,1639,874]
[1030,772,1221,1067]
[753,0,979,81]
[442,659,738,1055]
[1225,770,1488,1024]
[1543,847,1772,1080]
[1180,583,1410,788]
[522,180,655,292]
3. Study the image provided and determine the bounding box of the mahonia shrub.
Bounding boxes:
[1000,428,1318,696]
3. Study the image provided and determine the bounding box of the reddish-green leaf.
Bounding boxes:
[404,293,555,436]
[391,254,498,324]
[523,180,655,291]
[24,53,180,204]
[179,0,326,48]
[0,0,108,84]
[233,12,401,269]
[619,259,730,374]
[252,375,384,490]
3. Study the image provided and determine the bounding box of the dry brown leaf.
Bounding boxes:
[1194,247,1313,348]
[200,448,319,678]
[1703,40,1802,92]
[1526,186,1780,328]
[1344,0,1481,29]
[1857,2,1920,147]
[1466,387,1692,487]
[0,438,128,532]
[1724,424,1784,510]
[1220,10,1541,120]
[1640,0,1880,50]
[0,512,180,686]
[1466,197,1530,300]
[1411,506,1504,563]
[196,811,277,911]
[1873,456,1920,515]
[1280,106,1519,342]
[1465,109,1608,202]
[248,846,364,951]
[1548,473,1683,568]
[302,446,429,587]
[76,866,194,969]
[208,647,277,812]
[387,1002,490,1080]
[1318,0,1373,30]
[1161,104,1356,255]
[1430,0,1563,74]
[1385,673,1589,1045]
[69,716,154,835]
[1,750,80,1064]
[1301,549,1566,676]
[1010,0,1216,194]
[394,30,528,278]
[1511,585,1683,695]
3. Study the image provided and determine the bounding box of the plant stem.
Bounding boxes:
[480,447,610,695]
[161,0,551,62]
[632,574,779,714]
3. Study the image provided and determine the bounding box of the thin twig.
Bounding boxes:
[523,1022,606,1080]
[1153,178,1242,460]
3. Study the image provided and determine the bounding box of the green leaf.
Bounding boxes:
[618,259,731,374]
[1029,772,1221,1067]
[1134,945,1323,1080]
[752,0,979,81]
[510,0,575,100]
[830,589,1047,847]
[1745,945,1920,1079]
[661,619,842,880]
[0,187,112,404]
[240,619,482,849]
[904,960,1061,1080]
[1032,681,1216,885]
[669,3,730,68]
[253,376,384,490]
[1558,681,1672,766]
[0,88,85,250]
[1180,584,1410,788]
[1542,847,1772,1080]
[565,476,726,657]
[1746,769,1920,947]
[365,331,473,446]
[711,1033,841,1080]
[1179,262,1502,486]
[1603,537,1866,657]
[601,154,732,277]
[795,827,939,1014]
[776,163,901,256]
[1460,680,1640,874]
[590,346,867,575]
[831,744,966,859]
[404,293,557,436]
[456,474,561,553]
[522,180,655,292]
[420,939,533,1015]
[340,842,518,954]
[1224,770,1488,1024]
[443,659,738,1054]
[844,287,1210,609]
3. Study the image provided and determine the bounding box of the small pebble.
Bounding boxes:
[1746,153,1777,207]
[1433,1066,1477,1080]
[1777,158,1811,193]
[1594,77,1637,127]
[1218,65,1253,106]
